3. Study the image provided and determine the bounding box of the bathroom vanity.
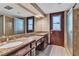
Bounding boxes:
[0,32,48,56]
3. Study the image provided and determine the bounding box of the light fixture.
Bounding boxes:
[4,5,13,10]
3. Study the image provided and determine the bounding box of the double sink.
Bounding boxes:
[0,35,40,49]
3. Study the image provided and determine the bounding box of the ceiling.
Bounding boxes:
[0,3,33,17]
[37,3,75,14]
[75,3,79,9]
[20,3,43,16]
[0,3,79,18]
[0,3,44,18]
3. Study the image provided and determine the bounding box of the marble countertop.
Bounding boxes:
[0,32,47,56]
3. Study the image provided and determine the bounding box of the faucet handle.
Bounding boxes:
[6,37,9,41]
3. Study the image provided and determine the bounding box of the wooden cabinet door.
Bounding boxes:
[31,48,36,56]
[12,44,30,56]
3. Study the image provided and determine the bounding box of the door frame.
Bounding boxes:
[50,11,64,46]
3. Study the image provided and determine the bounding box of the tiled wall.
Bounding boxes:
[35,15,50,43]
[35,15,49,32]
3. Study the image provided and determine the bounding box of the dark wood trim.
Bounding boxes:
[67,3,77,13]
[73,3,77,8]
[27,16,34,33]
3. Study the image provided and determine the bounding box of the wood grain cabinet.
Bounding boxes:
[31,48,36,56]
[30,40,36,56]
[31,40,36,48]
[25,51,31,56]
[41,37,44,42]
[10,44,31,56]
[43,34,48,49]
[36,39,41,46]
[42,40,47,49]
[36,34,48,51]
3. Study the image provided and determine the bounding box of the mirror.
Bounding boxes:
[0,15,4,37]
[0,15,25,38]
[5,16,14,36]
[14,18,25,34]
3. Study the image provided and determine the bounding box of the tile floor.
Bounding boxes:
[37,45,70,56]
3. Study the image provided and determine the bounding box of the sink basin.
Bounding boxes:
[0,41,23,48]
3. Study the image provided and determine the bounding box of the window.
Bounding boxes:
[15,18,24,34]
[52,15,61,31]
[27,17,34,32]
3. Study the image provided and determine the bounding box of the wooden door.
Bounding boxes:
[50,12,64,47]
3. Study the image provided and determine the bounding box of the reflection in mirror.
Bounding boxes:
[0,15,3,37]
[14,18,25,34]
[5,16,14,36]
[0,15,25,38]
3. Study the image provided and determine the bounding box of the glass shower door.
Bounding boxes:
[67,8,73,53]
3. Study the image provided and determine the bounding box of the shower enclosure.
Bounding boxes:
[67,8,73,54]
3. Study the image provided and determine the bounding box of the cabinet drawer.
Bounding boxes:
[12,44,30,56]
